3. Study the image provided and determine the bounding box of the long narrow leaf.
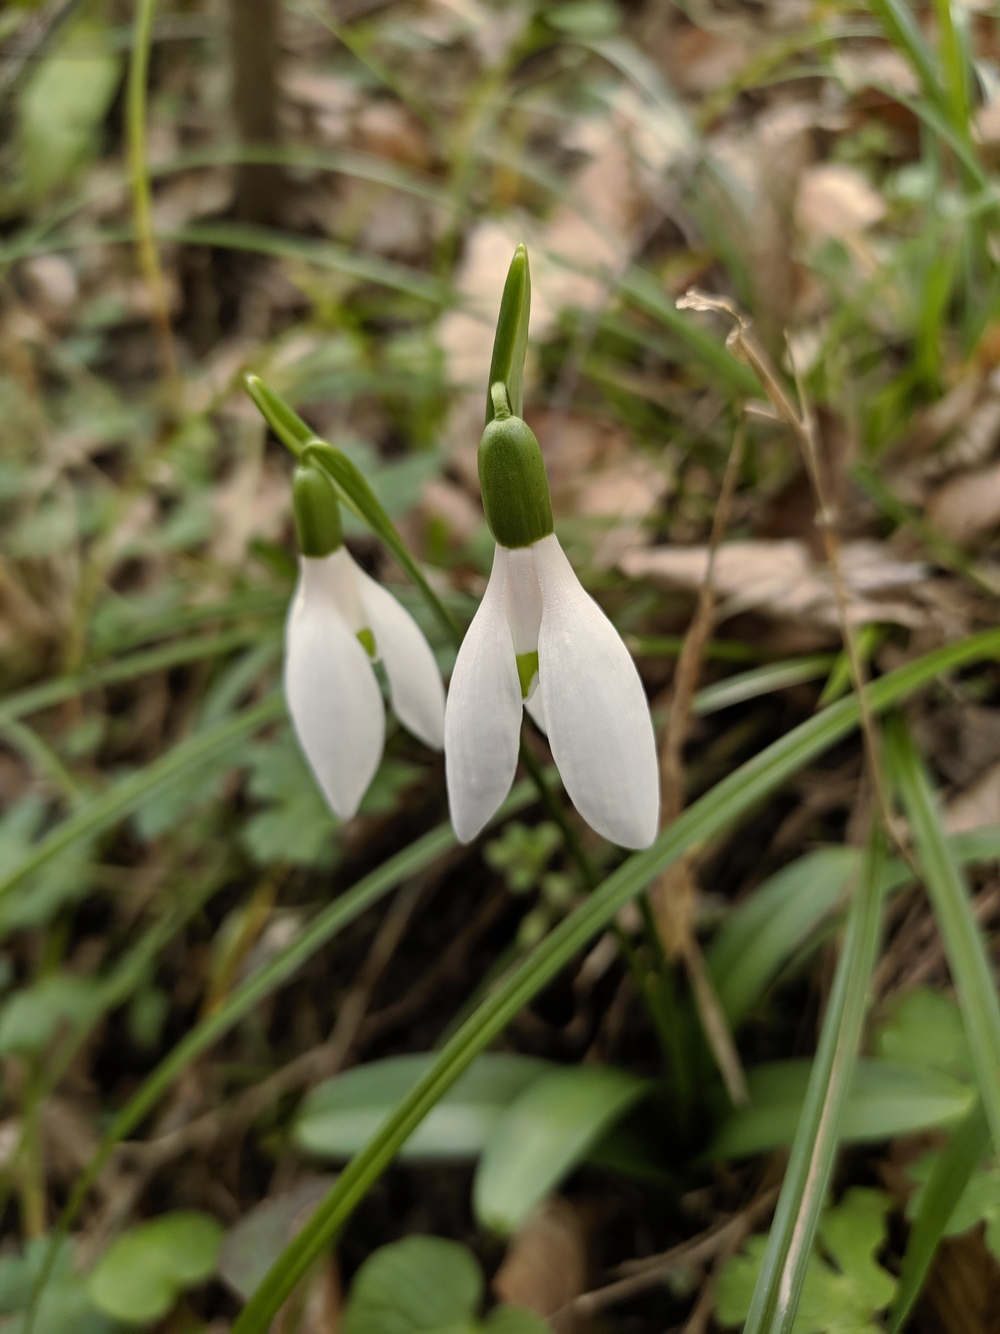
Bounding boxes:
[886,718,1000,1151]
[742,826,887,1334]
[868,0,946,112]
[0,628,274,730]
[231,634,1000,1332]
[0,695,284,916]
[888,1097,991,1332]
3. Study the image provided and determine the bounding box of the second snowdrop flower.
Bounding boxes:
[286,464,445,820]
[445,384,660,849]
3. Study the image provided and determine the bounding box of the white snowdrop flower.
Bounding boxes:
[445,386,660,849]
[285,465,445,820]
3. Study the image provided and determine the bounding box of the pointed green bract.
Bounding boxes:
[244,374,313,458]
[292,466,343,556]
[478,396,553,549]
[486,244,531,424]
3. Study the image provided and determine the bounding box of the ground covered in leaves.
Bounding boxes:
[3,0,1000,1330]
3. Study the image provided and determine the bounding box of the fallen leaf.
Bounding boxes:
[493,1196,588,1326]
[620,539,927,628]
[796,163,886,243]
[945,763,1000,834]
[928,458,1000,542]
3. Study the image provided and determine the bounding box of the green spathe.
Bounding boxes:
[478,385,553,549]
[292,465,343,556]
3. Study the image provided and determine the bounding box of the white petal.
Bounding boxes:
[285,556,385,819]
[534,534,660,848]
[351,558,446,749]
[524,681,547,735]
[444,545,523,843]
[504,546,542,654]
[322,546,367,632]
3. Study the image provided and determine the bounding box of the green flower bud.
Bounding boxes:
[292,465,343,556]
[478,383,554,549]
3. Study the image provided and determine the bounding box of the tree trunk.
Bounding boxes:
[227,0,281,226]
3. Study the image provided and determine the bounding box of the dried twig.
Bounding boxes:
[553,1185,779,1322]
[650,415,749,1106]
[677,290,908,862]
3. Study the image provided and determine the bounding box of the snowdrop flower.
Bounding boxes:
[445,385,660,849]
[285,464,445,819]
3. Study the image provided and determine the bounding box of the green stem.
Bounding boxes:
[127,0,177,386]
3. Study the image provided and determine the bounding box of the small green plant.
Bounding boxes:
[87,1211,223,1326]
[715,1189,896,1334]
[342,1235,547,1334]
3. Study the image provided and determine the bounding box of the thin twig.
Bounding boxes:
[677,289,909,866]
[650,415,749,1106]
[554,1186,779,1322]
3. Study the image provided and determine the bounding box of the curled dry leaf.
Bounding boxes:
[619,539,927,629]
[493,1196,588,1328]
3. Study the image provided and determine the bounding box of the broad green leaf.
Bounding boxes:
[0,975,103,1057]
[907,1137,1000,1252]
[342,1236,482,1334]
[707,848,857,1025]
[473,1065,648,1235]
[716,1189,896,1334]
[485,244,531,423]
[295,1054,551,1161]
[18,20,122,200]
[87,1211,223,1325]
[873,987,973,1082]
[713,1058,972,1159]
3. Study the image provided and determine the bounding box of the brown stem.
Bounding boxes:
[227,0,282,226]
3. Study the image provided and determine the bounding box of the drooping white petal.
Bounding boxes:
[524,683,547,735]
[534,534,660,848]
[322,546,367,632]
[350,557,446,750]
[504,546,542,655]
[285,555,385,820]
[444,545,523,843]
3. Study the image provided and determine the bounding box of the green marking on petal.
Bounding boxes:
[516,650,539,699]
[357,628,376,658]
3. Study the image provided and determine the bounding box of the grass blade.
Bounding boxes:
[0,695,284,917]
[886,718,1000,1151]
[0,628,275,729]
[888,1096,990,1332]
[741,826,886,1334]
[231,634,1000,1332]
[868,0,945,113]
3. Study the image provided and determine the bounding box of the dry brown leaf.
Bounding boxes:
[421,477,483,544]
[577,457,670,567]
[928,458,1000,542]
[152,170,233,231]
[211,452,290,566]
[945,763,1000,834]
[619,539,927,628]
[796,163,885,244]
[493,1196,588,1328]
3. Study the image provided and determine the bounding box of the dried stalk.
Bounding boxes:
[676,290,905,858]
[651,416,749,1106]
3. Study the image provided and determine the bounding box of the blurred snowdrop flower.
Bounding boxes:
[285,465,445,819]
[445,385,659,849]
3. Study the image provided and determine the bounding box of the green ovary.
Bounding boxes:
[357,627,376,657]
[516,650,539,699]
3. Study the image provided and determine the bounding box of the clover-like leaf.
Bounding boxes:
[716,1189,896,1334]
[87,1210,223,1325]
